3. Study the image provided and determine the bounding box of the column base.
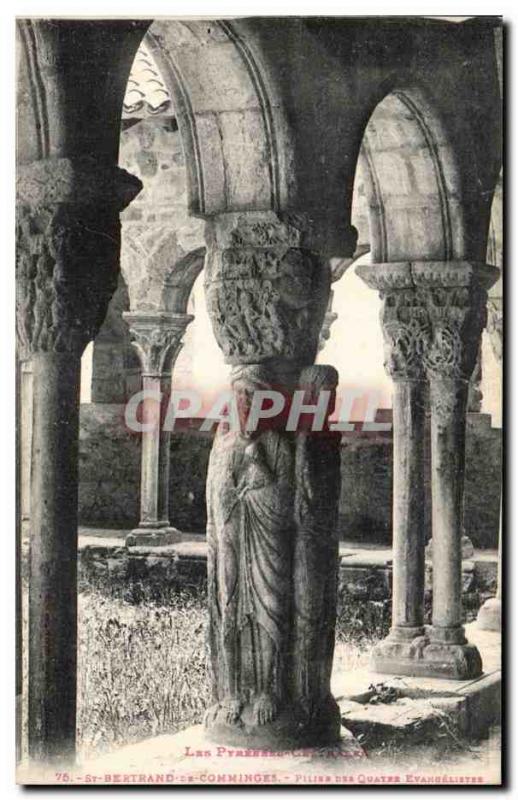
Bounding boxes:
[477,597,501,632]
[204,694,341,751]
[371,628,483,680]
[126,526,182,548]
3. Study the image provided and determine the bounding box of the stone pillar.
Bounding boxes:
[124,311,193,547]
[356,264,428,673]
[422,262,497,677]
[20,359,34,533]
[477,298,502,631]
[203,211,354,749]
[357,261,498,679]
[16,158,141,763]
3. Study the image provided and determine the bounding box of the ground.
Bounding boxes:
[18,585,501,785]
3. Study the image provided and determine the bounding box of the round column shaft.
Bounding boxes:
[124,311,192,548]
[139,375,165,527]
[28,353,81,762]
[16,154,142,764]
[429,377,468,641]
[391,379,426,637]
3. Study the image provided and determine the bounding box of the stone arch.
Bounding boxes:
[354,87,466,263]
[143,20,287,216]
[160,247,206,313]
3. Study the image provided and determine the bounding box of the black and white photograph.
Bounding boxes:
[8,7,505,788]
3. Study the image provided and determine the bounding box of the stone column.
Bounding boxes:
[202,211,355,749]
[20,359,34,533]
[357,261,498,679]
[356,263,428,673]
[124,311,193,547]
[16,158,141,763]
[421,262,497,677]
[477,298,502,631]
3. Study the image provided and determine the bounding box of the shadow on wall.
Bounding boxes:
[78,406,501,549]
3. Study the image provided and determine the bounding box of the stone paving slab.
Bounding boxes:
[339,695,466,747]
[333,623,501,744]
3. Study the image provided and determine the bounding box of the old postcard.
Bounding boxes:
[15,13,503,786]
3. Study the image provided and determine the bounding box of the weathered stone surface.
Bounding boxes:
[16,204,121,360]
[205,363,341,749]
[204,212,330,367]
[356,261,499,680]
[119,121,206,311]
[340,696,465,748]
[91,274,141,404]
[17,156,141,209]
[16,148,143,764]
[123,312,193,545]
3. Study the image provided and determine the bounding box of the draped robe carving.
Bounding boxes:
[203,213,347,748]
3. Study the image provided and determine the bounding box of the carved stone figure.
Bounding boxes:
[205,365,295,744]
[205,362,343,748]
[203,211,346,748]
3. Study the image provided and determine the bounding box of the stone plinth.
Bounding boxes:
[335,622,501,741]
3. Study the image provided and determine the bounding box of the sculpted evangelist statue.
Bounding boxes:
[203,211,344,748]
[205,365,294,742]
[205,364,341,747]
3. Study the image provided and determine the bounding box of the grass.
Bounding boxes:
[77,589,211,759]
[76,587,382,759]
[22,582,498,774]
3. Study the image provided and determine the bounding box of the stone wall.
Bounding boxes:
[77,540,497,631]
[78,405,501,549]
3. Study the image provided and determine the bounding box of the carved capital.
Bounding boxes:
[355,265,430,381]
[380,289,431,381]
[204,212,331,367]
[357,261,500,383]
[422,286,487,381]
[415,264,499,381]
[16,159,142,360]
[16,204,122,359]
[123,311,193,376]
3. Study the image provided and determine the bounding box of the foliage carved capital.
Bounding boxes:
[123,311,193,376]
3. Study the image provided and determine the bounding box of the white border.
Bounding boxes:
[1,4,514,797]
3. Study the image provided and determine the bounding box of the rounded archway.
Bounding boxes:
[356,88,466,263]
